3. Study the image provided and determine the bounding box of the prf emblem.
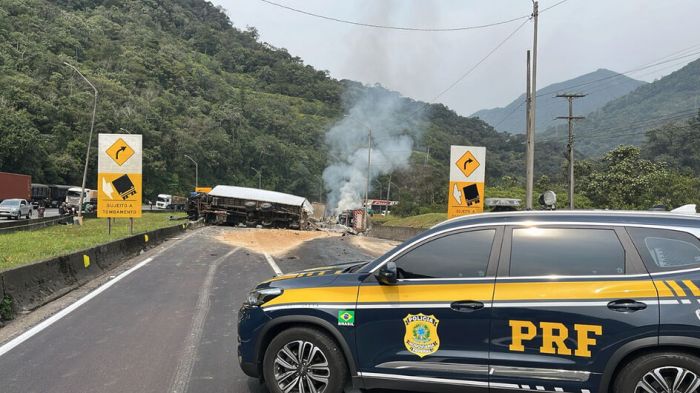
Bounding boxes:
[403,313,440,358]
[509,320,603,358]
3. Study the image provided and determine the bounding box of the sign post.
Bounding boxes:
[97,134,142,226]
[447,146,486,219]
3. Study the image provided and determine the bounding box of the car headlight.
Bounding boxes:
[244,287,283,307]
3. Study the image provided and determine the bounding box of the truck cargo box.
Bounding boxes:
[0,172,31,201]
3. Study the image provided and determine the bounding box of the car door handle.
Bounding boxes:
[607,299,647,312]
[450,300,484,312]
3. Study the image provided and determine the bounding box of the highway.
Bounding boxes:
[0,226,396,393]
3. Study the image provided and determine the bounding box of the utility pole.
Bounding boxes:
[555,93,586,209]
[526,1,539,210]
[364,128,372,231]
[525,50,532,209]
[385,173,392,215]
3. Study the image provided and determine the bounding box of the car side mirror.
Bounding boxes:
[377,262,398,285]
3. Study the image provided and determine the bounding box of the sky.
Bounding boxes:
[211,0,700,116]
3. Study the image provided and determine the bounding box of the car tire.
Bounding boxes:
[613,352,700,393]
[263,327,348,393]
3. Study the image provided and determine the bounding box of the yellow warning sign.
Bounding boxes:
[455,150,480,179]
[105,138,135,166]
[447,181,484,218]
[97,173,142,218]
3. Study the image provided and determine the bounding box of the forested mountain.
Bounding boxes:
[542,58,700,156]
[0,0,532,207]
[472,69,645,134]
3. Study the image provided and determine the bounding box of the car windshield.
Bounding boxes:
[0,199,20,206]
[157,197,167,202]
[66,191,81,197]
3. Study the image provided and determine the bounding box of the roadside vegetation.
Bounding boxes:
[373,213,447,229]
[0,212,186,271]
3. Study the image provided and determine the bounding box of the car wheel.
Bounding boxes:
[613,352,700,393]
[263,327,348,393]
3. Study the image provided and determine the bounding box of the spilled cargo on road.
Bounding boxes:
[187,185,313,230]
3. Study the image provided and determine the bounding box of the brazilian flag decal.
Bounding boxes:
[338,310,355,326]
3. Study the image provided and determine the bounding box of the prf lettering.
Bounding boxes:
[509,320,603,358]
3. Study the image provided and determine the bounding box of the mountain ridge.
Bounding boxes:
[472,68,646,134]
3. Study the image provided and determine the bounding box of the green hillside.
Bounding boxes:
[0,0,531,207]
[541,58,700,156]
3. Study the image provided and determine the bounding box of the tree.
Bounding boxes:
[581,146,700,210]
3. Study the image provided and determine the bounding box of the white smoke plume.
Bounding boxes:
[323,86,426,214]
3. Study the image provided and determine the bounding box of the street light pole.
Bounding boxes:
[365,128,372,231]
[251,167,262,189]
[184,154,198,189]
[64,61,97,224]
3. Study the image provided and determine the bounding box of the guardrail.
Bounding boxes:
[0,216,73,233]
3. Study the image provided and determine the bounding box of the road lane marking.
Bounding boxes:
[264,253,283,276]
[0,256,154,358]
[169,247,241,393]
[0,229,201,358]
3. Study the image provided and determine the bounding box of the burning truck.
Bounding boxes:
[187,185,313,230]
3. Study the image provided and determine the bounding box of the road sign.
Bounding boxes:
[105,138,135,166]
[455,150,480,178]
[98,134,142,218]
[448,146,485,219]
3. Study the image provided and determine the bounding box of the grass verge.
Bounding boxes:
[0,212,186,271]
[373,213,447,229]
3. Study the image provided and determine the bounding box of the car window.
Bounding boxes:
[510,227,625,276]
[627,227,700,272]
[393,229,496,279]
[0,200,19,206]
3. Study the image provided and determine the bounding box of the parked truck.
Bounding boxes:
[0,172,31,202]
[187,185,313,229]
[65,187,97,211]
[156,194,187,210]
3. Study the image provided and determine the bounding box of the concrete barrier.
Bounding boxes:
[0,222,194,313]
[368,224,425,242]
[0,215,72,233]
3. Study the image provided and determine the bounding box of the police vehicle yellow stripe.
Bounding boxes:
[262,286,358,308]
[683,280,700,296]
[665,280,687,297]
[358,283,494,303]
[261,278,696,310]
[493,280,659,301]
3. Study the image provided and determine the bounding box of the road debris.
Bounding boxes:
[216,228,339,256]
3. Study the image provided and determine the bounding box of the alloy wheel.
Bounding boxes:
[636,366,700,393]
[273,340,331,393]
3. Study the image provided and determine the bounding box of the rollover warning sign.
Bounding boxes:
[447,146,485,219]
[98,134,142,218]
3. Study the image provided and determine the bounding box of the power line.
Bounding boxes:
[432,18,531,101]
[540,108,698,143]
[260,0,534,32]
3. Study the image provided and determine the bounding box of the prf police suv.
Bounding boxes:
[238,211,700,393]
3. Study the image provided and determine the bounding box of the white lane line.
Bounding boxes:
[0,256,154,358]
[264,253,283,276]
[0,229,201,358]
[169,247,240,393]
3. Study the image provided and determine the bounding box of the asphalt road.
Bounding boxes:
[0,226,392,393]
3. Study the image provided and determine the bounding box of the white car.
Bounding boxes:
[0,199,33,220]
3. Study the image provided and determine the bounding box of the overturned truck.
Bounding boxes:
[188,185,313,230]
